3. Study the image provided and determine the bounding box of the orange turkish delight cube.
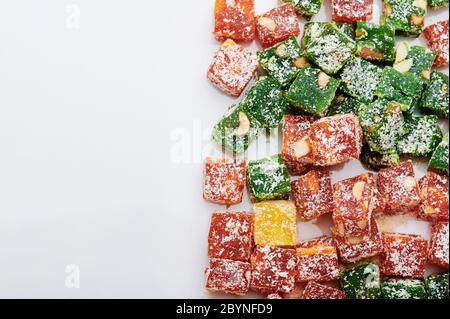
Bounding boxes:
[418,172,449,222]
[206,258,251,295]
[296,237,340,282]
[291,170,333,220]
[428,221,449,269]
[214,0,255,42]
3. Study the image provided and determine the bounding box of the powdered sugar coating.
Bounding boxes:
[207,39,258,97]
[428,221,449,269]
[256,3,300,48]
[377,161,421,215]
[310,114,363,166]
[292,170,333,220]
[206,258,251,295]
[296,236,340,282]
[423,20,449,67]
[250,246,297,293]
[214,0,255,42]
[208,211,254,261]
[418,172,449,222]
[204,157,246,205]
[381,233,428,278]
[302,281,346,299]
[332,0,373,23]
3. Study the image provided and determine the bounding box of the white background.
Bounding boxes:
[0,0,448,298]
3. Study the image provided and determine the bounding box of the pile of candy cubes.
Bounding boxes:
[204,0,449,299]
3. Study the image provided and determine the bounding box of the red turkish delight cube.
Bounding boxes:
[205,258,251,295]
[207,39,258,97]
[333,217,382,263]
[203,157,246,205]
[291,170,334,220]
[332,0,373,24]
[256,3,300,48]
[377,161,421,215]
[333,173,375,238]
[418,172,449,222]
[428,221,449,269]
[310,114,363,166]
[208,211,254,262]
[250,246,297,293]
[302,281,346,299]
[214,0,255,42]
[381,233,428,278]
[372,185,386,216]
[281,115,317,175]
[296,236,340,282]
[423,20,449,67]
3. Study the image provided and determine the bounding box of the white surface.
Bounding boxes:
[0,0,448,298]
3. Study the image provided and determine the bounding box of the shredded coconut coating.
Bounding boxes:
[303,281,346,299]
[428,221,449,269]
[332,0,373,23]
[214,0,255,42]
[206,258,251,295]
[418,172,449,222]
[423,20,449,67]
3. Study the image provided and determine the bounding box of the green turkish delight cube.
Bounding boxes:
[358,99,406,155]
[282,0,324,18]
[375,66,423,111]
[404,46,436,82]
[381,0,427,37]
[285,67,339,116]
[212,104,259,154]
[429,133,449,175]
[302,21,353,47]
[341,263,381,299]
[426,273,449,299]
[397,115,443,158]
[420,71,449,118]
[428,0,449,8]
[240,76,290,128]
[339,57,382,103]
[246,154,291,202]
[382,279,427,299]
[328,94,365,116]
[360,145,400,171]
[304,23,356,75]
[258,37,304,87]
[355,22,396,62]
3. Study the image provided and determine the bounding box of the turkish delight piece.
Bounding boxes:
[397,115,443,158]
[328,94,365,116]
[428,221,449,269]
[282,0,324,18]
[398,45,437,82]
[304,23,356,75]
[281,115,317,175]
[207,39,258,97]
[309,114,363,166]
[423,20,449,67]
[204,157,246,205]
[267,293,283,299]
[240,76,290,128]
[420,71,449,118]
[429,133,449,175]
[258,36,304,87]
[296,236,340,282]
[256,3,300,48]
[381,233,428,278]
[212,104,260,154]
[340,263,381,299]
[206,258,251,296]
[208,212,254,261]
[381,279,427,299]
[418,172,449,222]
[331,0,373,24]
[333,217,383,263]
[250,246,297,293]
[426,273,449,299]
[381,0,427,37]
[253,200,297,247]
[285,67,340,116]
[291,170,333,220]
[339,57,382,103]
[302,21,353,48]
[302,281,346,299]
[377,161,421,215]
[360,144,400,171]
[428,0,449,7]
[355,22,395,62]
[333,173,375,238]
[247,155,291,202]
[213,0,255,42]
